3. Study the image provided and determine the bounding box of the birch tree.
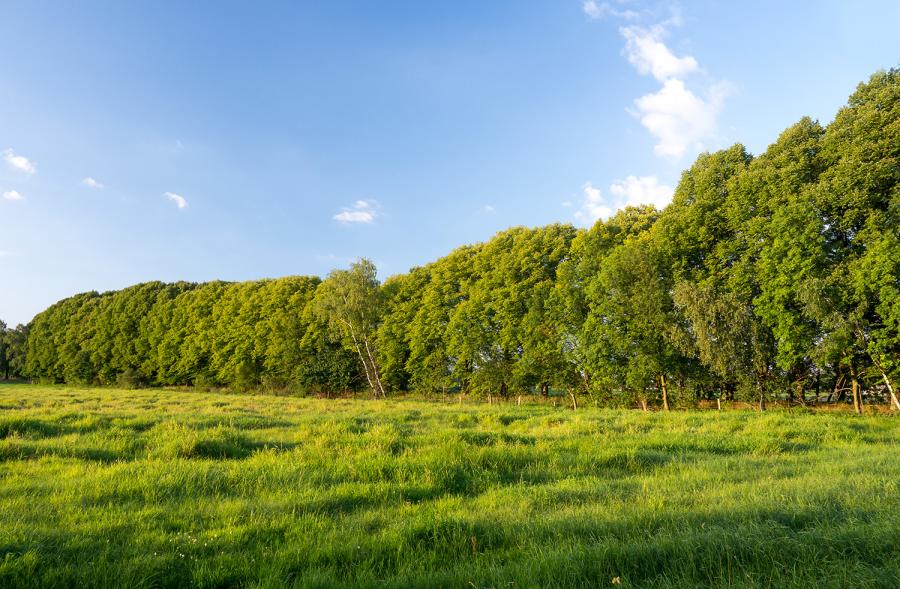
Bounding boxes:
[312,259,386,398]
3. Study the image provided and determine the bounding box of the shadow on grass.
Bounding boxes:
[0,418,67,440]
[0,442,122,463]
[3,489,896,589]
[458,431,537,447]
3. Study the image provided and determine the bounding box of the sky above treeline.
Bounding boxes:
[1,1,899,325]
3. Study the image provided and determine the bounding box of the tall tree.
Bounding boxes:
[554,206,661,403]
[312,259,386,398]
[585,233,687,410]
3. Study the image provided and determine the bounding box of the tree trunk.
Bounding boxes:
[882,371,900,411]
[814,369,821,404]
[569,390,577,411]
[758,382,766,411]
[716,397,721,411]
[541,382,550,397]
[660,374,670,411]
[829,372,844,404]
[350,335,377,398]
[362,337,385,398]
[639,398,648,412]
[795,380,806,407]
[343,320,380,399]
[850,364,863,415]
[500,381,509,398]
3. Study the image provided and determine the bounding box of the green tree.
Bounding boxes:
[312,259,386,398]
[554,206,661,403]
[406,245,479,394]
[376,267,431,392]
[445,226,575,399]
[4,324,28,379]
[585,234,687,410]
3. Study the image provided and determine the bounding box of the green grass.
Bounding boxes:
[0,383,898,588]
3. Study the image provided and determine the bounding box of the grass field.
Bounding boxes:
[0,383,898,588]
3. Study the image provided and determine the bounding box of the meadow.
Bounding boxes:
[0,383,898,588]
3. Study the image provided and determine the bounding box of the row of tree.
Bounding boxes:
[20,278,361,392]
[11,70,900,411]
[0,321,28,380]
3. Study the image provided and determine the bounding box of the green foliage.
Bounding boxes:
[445,225,576,397]
[22,277,358,395]
[312,259,386,397]
[0,321,27,379]
[14,69,900,409]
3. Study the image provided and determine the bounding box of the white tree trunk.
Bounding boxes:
[346,322,378,398]
[882,371,900,411]
[363,337,386,398]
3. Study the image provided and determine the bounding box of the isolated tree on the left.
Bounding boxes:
[312,259,386,398]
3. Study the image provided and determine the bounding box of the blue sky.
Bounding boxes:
[1,1,899,325]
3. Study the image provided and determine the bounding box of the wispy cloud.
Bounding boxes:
[334,199,378,224]
[583,1,640,20]
[621,25,697,82]
[82,177,104,189]
[632,78,730,157]
[620,22,730,159]
[574,175,672,224]
[574,182,612,224]
[2,190,24,201]
[586,4,730,160]
[0,250,15,258]
[3,149,36,175]
[164,192,188,209]
[583,1,603,19]
[609,175,673,209]
[482,204,496,214]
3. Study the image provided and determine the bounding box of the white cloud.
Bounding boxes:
[2,190,24,201]
[583,1,603,18]
[583,1,639,20]
[574,182,613,224]
[609,175,673,209]
[632,78,729,157]
[482,204,496,214]
[334,199,377,224]
[574,176,673,224]
[0,250,14,258]
[3,149,36,175]
[607,20,731,159]
[164,192,188,209]
[583,7,731,160]
[621,26,697,82]
[82,177,104,189]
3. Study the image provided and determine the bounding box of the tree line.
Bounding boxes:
[0,321,28,381]
[8,70,900,411]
